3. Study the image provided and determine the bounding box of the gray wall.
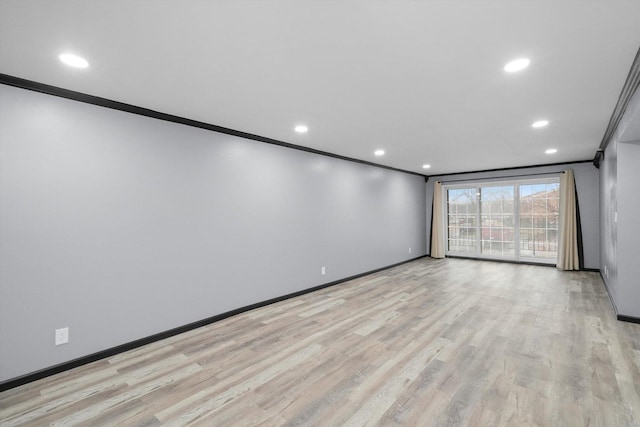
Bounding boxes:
[600,86,640,319]
[425,162,601,270]
[0,84,427,382]
[617,140,640,317]
[600,135,618,304]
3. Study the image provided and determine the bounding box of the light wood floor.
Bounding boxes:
[1,258,640,426]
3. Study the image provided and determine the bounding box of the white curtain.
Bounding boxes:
[431,181,445,258]
[557,169,579,270]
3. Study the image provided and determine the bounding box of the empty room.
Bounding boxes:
[1,0,640,425]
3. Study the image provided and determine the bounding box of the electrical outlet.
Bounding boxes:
[55,327,69,346]
[321,266,326,276]
[409,247,412,254]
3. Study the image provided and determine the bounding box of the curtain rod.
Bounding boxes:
[437,170,564,184]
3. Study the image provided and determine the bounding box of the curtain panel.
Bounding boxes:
[557,169,579,270]
[431,181,445,258]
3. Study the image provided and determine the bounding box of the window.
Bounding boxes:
[444,177,560,264]
[519,182,559,261]
[447,188,477,254]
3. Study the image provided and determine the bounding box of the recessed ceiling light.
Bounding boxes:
[294,125,308,133]
[374,149,385,156]
[504,58,530,73]
[532,120,549,128]
[545,148,557,154]
[59,53,89,68]
[422,164,431,169]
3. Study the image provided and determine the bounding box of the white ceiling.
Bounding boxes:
[1,0,639,175]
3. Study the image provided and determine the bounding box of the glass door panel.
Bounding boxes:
[446,188,477,254]
[479,185,515,257]
[518,182,559,261]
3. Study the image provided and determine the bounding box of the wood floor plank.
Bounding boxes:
[1,258,639,426]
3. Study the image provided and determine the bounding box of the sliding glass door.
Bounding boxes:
[479,185,515,257]
[447,188,477,254]
[445,178,560,264]
[518,182,559,262]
